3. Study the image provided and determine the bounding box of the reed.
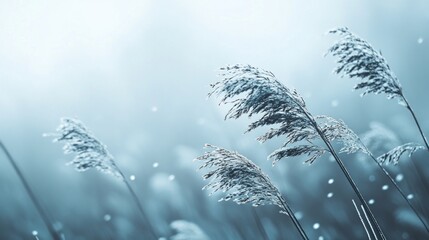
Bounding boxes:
[196,144,309,240]
[46,118,157,239]
[210,64,386,239]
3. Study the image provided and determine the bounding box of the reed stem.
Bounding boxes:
[352,199,373,240]
[277,195,309,240]
[403,97,429,151]
[316,129,386,240]
[367,152,429,234]
[118,170,158,239]
[296,107,387,240]
[0,141,61,240]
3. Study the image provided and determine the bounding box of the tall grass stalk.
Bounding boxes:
[361,124,429,233]
[119,171,158,239]
[196,145,309,240]
[328,27,429,151]
[0,141,62,240]
[307,115,386,240]
[352,199,373,240]
[47,118,157,239]
[370,152,429,233]
[328,28,429,232]
[210,64,386,239]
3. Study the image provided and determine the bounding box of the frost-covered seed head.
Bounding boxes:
[46,118,123,179]
[211,64,370,164]
[377,143,424,165]
[328,27,406,106]
[196,144,287,212]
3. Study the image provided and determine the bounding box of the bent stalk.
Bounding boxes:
[403,97,429,151]
[118,170,158,239]
[0,141,61,240]
[277,196,309,240]
[367,151,429,234]
[296,109,386,240]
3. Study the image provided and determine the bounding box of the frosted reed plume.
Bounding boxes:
[46,118,157,239]
[328,27,429,151]
[328,28,429,232]
[360,123,429,233]
[46,118,122,178]
[327,27,403,103]
[316,115,370,155]
[378,143,424,165]
[196,144,308,239]
[170,220,210,240]
[210,64,386,239]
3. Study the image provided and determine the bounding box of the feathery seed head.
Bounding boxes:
[316,115,370,155]
[196,144,285,210]
[46,118,123,179]
[211,64,368,165]
[377,143,424,165]
[328,27,406,106]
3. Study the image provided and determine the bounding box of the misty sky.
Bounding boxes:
[1,1,429,239]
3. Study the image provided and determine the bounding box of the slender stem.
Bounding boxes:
[317,131,386,239]
[289,97,386,239]
[408,159,429,220]
[300,114,386,239]
[352,199,372,240]
[403,96,429,151]
[361,204,377,240]
[277,196,309,240]
[368,152,429,233]
[251,208,269,240]
[119,171,158,239]
[0,141,61,240]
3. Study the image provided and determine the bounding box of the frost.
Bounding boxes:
[196,144,286,210]
[328,27,406,106]
[316,115,370,155]
[377,143,424,165]
[46,118,123,179]
[211,64,369,165]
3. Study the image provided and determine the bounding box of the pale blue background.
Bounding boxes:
[1,1,428,239]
